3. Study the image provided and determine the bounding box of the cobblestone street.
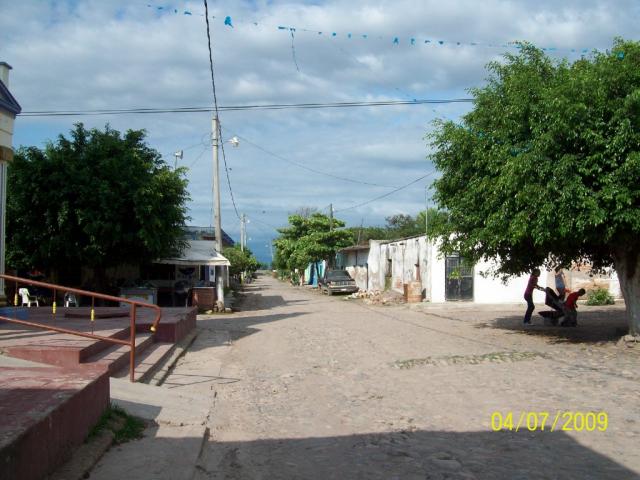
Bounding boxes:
[164,274,640,479]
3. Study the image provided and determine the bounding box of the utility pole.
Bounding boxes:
[425,185,429,237]
[328,203,334,269]
[240,214,246,252]
[329,203,333,231]
[212,115,224,308]
[357,217,364,244]
[425,185,431,302]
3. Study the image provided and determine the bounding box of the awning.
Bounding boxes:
[154,240,230,267]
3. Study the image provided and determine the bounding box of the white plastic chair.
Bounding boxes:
[18,288,39,307]
[64,292,78,307]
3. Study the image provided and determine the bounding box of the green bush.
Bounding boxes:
[586,288,615,306]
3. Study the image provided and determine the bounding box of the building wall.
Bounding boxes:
[344,235,622,303]
[364,236,620,303]
[367,241,385,291]
[543,265,622,299]
[366,238,430,297]
[473,259,546,304]
[341,250,367,290]
[0,111,14,151]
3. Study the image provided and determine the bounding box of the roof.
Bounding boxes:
[376,234,427,245]
[154,240,230,266]
[0,76,21,116]
[183,226,235,246]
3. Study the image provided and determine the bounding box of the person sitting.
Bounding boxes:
[561,288,586,327]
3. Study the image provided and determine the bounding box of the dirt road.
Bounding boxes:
[165,274,640,479]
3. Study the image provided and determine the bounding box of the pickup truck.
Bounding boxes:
[319,270,359,295]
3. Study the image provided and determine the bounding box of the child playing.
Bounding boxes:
[524,268,545,325]
[561,288,586,327]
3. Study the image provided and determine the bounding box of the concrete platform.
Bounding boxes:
[0,306,196,376]
[0,356,110,480]
[0,307,198,479]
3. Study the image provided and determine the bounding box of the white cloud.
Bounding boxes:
[2,0,638,261]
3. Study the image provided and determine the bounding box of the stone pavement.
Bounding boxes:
[94,274,640,479]
[88,378,211,480]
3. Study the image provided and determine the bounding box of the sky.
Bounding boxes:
[1,0,639,264]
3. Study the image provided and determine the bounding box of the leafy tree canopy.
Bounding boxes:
[429,39,640,334]
[7,123,190,283]
[273,213,352,271]
[223,245,260,277]
[344,209,448,245]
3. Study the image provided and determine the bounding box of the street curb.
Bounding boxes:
[150,329,199,386]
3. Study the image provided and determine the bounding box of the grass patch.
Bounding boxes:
[88,404,146,444]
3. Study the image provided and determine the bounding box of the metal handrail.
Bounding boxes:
[0,274,162,382]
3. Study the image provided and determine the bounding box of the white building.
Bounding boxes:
[338,234,620,303]
[0,62,21,302]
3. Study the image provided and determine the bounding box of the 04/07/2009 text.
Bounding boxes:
[490,411,608,432]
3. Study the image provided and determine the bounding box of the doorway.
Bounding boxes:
[445,254,474,301]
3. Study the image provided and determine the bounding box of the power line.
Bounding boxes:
[203,0,219,112]
[249,216,282,232]
[232,133,397,188]
[203,0,241,222]
[334,170,438,213]
[186,145,209,169]
[18,98,474,117]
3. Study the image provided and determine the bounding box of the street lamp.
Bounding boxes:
[173,150,183,169]
[211,120,241,308]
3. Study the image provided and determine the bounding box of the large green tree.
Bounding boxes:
[7,123,189,287]
[429,39,640,336]
[223,245,260,278]
[344,209,448,245]
[273,213,352,273]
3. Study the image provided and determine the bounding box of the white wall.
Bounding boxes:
[473,260,547,304]
[363,234,624,303]
[366,235,550,304]
[366,237,430,298]
[367,240,385,291]
[428,243,446,302]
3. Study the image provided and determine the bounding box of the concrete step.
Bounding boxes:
[109,377,211,426]
[2,324,132,367]
[84,333,154,376]
[112,341,176,383]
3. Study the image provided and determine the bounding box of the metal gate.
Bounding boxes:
[445,254,474,301]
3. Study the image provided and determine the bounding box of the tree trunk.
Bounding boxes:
[613,249,640,338]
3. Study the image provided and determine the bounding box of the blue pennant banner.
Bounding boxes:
[143,3,611,57]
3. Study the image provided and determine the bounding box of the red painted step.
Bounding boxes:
[0,359,110,480]
[83,332,155,375]
[112,341,176,382]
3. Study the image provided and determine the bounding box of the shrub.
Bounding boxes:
[586,288,615,306]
